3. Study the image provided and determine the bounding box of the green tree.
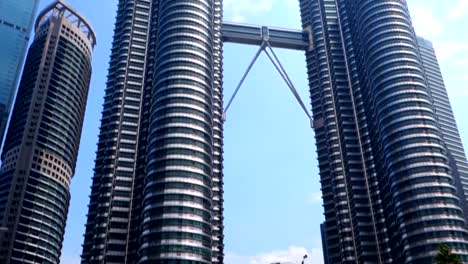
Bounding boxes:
[435,244,462,264]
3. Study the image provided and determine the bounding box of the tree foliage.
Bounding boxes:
[435,244,462,264]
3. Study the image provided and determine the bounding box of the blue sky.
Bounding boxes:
[32,0,468,263]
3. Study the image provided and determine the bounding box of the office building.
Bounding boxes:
[82,0,468,263]
[302,0,468,263]
[0,0,39,146]
[0,1,96,263]
[82,0,224,263]
[81,0,152,262]
[418,37,468,222]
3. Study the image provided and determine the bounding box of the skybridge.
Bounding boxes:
[221,22,313,125]
[222,22,310,50]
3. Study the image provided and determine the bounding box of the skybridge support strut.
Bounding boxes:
[223,42,265,120]
[264,43,312,121]
[223,40,313,127]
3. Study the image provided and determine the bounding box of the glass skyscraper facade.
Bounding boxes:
[0,1,96,263]
[0,0,39,146]
[417,37,468,223]
[82,1,224,263]
[81,0,468,263]
[81,0,153,262]
[301,1,468,263]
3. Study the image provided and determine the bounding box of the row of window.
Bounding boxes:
[142,205,211,221]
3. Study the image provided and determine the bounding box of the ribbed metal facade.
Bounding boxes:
[81,0,152,263]
[141,0,215,262]
[0,1,95,263]
[81,0,468,263]
[300,0,468,263]
[299,0,389,262]
[417,37,468,224]
[82,0,224,263]
[211,1,225,262]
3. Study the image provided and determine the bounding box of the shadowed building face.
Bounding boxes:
[0,1,96,263]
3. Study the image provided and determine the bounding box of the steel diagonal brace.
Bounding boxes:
[263,43,313,122]
[223,40,313,128]
[223,42,266,121]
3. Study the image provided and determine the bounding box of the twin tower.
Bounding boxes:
[2,0,468,264]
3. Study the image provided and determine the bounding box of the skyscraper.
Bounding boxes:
[81,0,152,262]
[301,0,468,263]
[82,1,224,263]
[417,37,468,223]
[0,1,96,263]
[0,0,39,146]
[82,0,468,263]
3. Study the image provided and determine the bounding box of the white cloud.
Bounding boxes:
[449,0,468,19]
[284,0,299,9]
[224,0,274,16]
[226,246,323,264]
[223,0,295,22]
[410,7,442,38]
[454,57,468,66]
[433,41,468,60]
[307,192,323,205]
[232,15,247,23]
